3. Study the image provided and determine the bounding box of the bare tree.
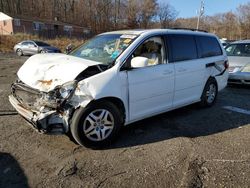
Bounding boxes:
[138,0,158,28]
[1,0,250,39]
[126,0,140,29]
[237,2,250,39]
[158,2,178,28]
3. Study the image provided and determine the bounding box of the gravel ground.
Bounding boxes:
[0,53,249,188]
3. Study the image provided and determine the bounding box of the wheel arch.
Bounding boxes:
[93,97,126,123]
[207,76,218,87]
[199,76,218,107]
[76,96,126,124]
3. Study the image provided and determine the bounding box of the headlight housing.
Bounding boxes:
[242,64,250,72]
[40,81,77,109]
[58,81,77,99]
[231,66,243,73]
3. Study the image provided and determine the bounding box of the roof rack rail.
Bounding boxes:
[170,27,208,33]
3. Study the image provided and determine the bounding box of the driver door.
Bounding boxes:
[126,36,175,121]
[28,42,38,54]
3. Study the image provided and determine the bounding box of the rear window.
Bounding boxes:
[168,34,198,62]
[197,36,222,58]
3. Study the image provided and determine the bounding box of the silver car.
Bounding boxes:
[14,40,61,56]
[225,40,250,84]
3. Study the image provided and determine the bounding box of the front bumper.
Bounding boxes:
[228,71,250,84]
[9,95,68,134]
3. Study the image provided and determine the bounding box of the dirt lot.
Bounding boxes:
[0,53,249,188]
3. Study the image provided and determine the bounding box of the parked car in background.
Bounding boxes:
[14,40,61,56]
[225,40,250,84]
[9,29,228,147]
[220,39,229,48]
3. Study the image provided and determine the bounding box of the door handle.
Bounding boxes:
[177,68,187,72]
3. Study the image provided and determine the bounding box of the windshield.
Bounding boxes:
[35,41,50,46]
[225,43,250,57]
[69,34,136,65]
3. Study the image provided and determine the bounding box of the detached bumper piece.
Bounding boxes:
[9,82,68,134]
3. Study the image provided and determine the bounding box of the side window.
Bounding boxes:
[233,44,250,56]
[225,45,235,56]
[21,42,29,46]
[197,36,222,58]
[132,36,166,66]
[27,42,34,46]
[168,34,197,62]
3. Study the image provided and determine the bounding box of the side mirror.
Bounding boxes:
[66,43,75,54]
[131,56,148,68]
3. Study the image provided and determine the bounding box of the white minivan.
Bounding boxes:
[9,29,228,147]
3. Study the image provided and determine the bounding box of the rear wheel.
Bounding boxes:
[70,101,122,148]
[200,78,218,107]
[16,49,23,56]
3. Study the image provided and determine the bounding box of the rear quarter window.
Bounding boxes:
[168,34,198,62]
[197,36,222,58]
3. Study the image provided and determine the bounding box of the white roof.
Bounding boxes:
[0,12,13,21]
[101,29,216,38]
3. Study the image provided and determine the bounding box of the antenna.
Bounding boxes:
[196,0,205,30]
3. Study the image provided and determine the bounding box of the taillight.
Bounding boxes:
[224,60,229,69]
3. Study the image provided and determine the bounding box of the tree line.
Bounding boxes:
[175,3,250,40]
[0,0,250,40]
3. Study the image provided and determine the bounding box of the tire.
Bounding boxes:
[16,49,23,56]
[70,101,122,148]
[40,50,46,53]
[200,78,218,107]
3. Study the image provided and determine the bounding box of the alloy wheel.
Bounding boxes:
[206,83,216,104]
[83,109,114,141]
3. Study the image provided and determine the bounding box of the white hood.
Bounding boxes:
[18,53,100,92]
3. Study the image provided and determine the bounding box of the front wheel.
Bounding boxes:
[200,78,218,107]
[70,101,122,148]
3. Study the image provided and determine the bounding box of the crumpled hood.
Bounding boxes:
[18,53,100,92]
[228,56,250,67]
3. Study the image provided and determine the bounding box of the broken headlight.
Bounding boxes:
[58,81,77,99]
[230,66,242,73]
[34,81,77,109]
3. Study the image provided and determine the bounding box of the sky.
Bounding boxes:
[160,0,250,18]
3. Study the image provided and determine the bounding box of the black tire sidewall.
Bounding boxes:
[70,101,122,148]
[200,79,218,107]
[16,49,22,56]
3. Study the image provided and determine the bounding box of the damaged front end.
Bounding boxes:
[9,79,92,134]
